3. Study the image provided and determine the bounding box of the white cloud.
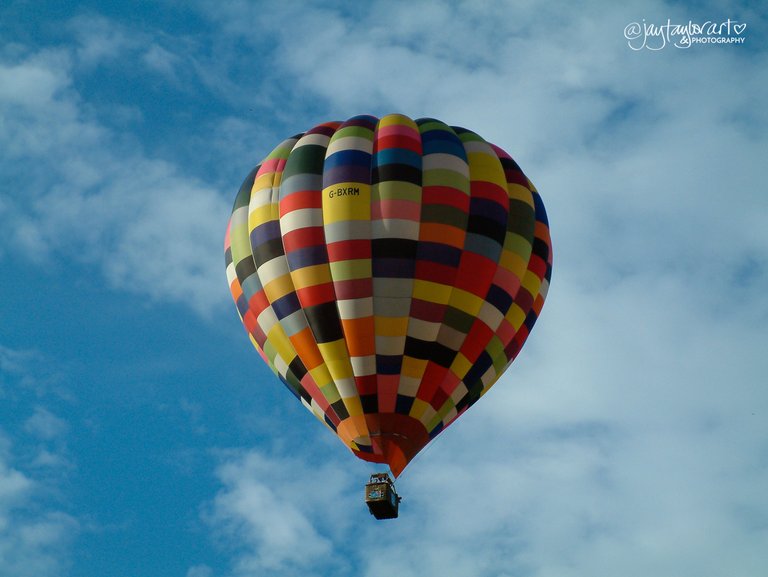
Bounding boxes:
[0,51,72,111]
[0,347,77,575]
[0,433,77,577]
[142,43,181,77]
[0,345,36,380]
[67,14,137,67]
[0,45,231,315]
[0,346,63,398]
[22,407,73,471]
[187,565,214,577]
[204,450,344,577]
[67,13,185,80]
[0,441,32,509]
[24,407,68,441]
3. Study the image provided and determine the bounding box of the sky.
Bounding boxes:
[1,1,767,576]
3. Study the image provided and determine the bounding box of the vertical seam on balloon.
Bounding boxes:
[401,119,471,435]
[480,188,552,396]
[421,129,511,434]
[228,165,273,361]
[445,145,538,426]
[320,116,379,454]
[228,162,303,400]
[268,133,352,429]
[246,137,328,423]
[277,124,358,437]
[225,165,262,354]
[369,113,424,469]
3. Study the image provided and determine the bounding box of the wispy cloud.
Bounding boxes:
[67,13,186,79]
[203,449,349,577]
[0,346,77,577]
[0,433,78,577]
[0,42,231,315]
[24,407,69,441]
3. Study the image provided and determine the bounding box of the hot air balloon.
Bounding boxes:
[224,114,552,518]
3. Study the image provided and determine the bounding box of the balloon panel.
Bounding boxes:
[224,114,552,476]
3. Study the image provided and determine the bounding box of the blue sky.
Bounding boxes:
[1,1,767,576]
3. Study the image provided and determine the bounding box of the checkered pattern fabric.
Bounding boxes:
[224,114,552,476]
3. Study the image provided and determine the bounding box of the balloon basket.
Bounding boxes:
[364,472,401,520]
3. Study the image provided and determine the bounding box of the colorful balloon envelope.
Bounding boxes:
[225,114,552,477]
